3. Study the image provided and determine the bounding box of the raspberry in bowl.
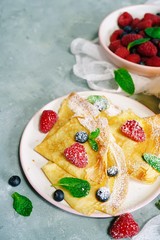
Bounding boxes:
[99,5,160,77]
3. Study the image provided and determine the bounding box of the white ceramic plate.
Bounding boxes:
[20,91,160,217]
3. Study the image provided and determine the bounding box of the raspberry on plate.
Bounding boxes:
[39,110,58,133]
[121,120,145,142]
[136,19,152,30]
[109,213,140,239]
[145,55,160,66]
[64,142,88,168]
[108,40,122,52]
[125,53,141,63]
[110,29,124,42]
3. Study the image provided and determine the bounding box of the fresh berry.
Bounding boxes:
[131,18,140,28]
[53,189,64,202]
[8,175,21,187]
[144,13,160,25]
[137,41,157,57]
[136,19,152,30]
[107,166,118,177]
[96,187,110,202]
[121,120,145,142]
[108,40,122,52]
[75,131,88,143]
[145,56,160,66]
[121,33,143,47]
[118,12,133,28]
[64,143,88,168]
[109,213,140,239]
[39,110,58,133]
[115,46,129,58]
[110,29,124,42]
[125,53,140,63]
[123,25,132,33]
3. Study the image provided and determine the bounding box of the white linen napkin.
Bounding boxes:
[70,0,160,109]
[132,214,160,240]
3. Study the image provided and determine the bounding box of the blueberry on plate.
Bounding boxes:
[96,187,110,202]
[8,175,21,187]
[107,166,118,177]
[53,189,64,202]
[75,131,88,143]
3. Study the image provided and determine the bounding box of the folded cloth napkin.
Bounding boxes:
[132,214,160,240]
[70,0,160,109]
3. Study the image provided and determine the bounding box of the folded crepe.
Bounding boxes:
[35,92,128,216]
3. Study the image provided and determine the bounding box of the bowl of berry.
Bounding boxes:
[99,4,160,77]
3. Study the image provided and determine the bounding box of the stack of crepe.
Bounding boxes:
[35,92,160,216]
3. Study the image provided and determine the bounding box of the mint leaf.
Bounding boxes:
[114,68,135,95]
[11,192,33,216]
[145,27,160,39]
[155,199,160,210]
[87,95,103,104]
[89,128,100,139]
[88,128,100,151]
[127,38,150,50]
[142,153,160,172]
[57,177,90,198]
[88,139,98,152]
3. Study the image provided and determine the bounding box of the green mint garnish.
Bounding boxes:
[127,38,150,50]
[88,128,100,151]
[155,199,160,210]
[11,192,33,216]
[87,95,103,104]
[56,177,91,198]
[114,68,135,95]
[142,153,160,172]
[145,27,160,39]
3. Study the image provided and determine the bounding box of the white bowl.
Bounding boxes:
[99,4,160,77]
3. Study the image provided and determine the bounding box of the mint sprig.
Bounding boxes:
[87,95,103,104]
[127,38,150,50]
[142,153,160,172]
[155,199,160,210]
[11,192,33,216]
[56,177,91,198]
[114,68,135,95]
[145,27,160,39]
[88,128,100,152]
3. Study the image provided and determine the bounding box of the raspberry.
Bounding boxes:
[137,41,157,57]
[118,12,133,28]
[108,40,122,52]
[145,56,160,66]
[121,33,143,46]
[64,143,88,168]
[121,120,145,142]
[109,213,140,239]
[110,29,123,42]
[131,18,140,28]
[136,19,152,30]
[39,110,58,133]
[125,53,140,63]
[115,46,129,58]
[144,13,160,25]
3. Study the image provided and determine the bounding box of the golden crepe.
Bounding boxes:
[35,93,128,216]
[35,92,160,216]
[107,110,160,183]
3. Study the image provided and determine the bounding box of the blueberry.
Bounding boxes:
[151,38,160,46]
[156,12,160,16]
[8,175,21,187]
[107,166,118,177]
[96,187,110,202]
[53,189,64,202]
[75,131,88,143]
[123,25,132,33]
